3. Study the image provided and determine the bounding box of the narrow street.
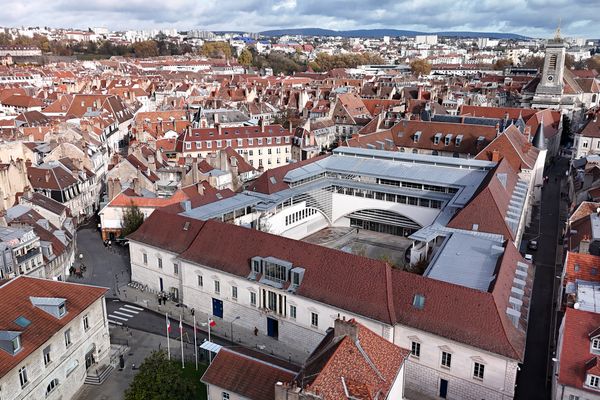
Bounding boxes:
[515,157,568,400]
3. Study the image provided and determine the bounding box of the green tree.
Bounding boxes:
[121,202,144,237]
[237,48,253,66]
[124,351,196,400]
[410,58,432,77]
[586,55,600,71]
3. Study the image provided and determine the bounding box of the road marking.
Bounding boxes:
[122,304,144,311]
[114,310,134,318]
[119,307,139,314]
[109,314,128,321]
[108,319,123,326]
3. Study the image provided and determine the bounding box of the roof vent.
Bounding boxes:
[183,221,190,231]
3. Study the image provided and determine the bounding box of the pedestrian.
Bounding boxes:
[254,327,258,336]
[103,240,107,248]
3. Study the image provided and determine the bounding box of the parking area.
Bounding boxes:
[302,227,412,268]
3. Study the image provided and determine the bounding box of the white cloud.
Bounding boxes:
[0,0,597,37]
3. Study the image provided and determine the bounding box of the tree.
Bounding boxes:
[133,40,159,58]
[493,58,513,71]
[124,351,196,400]
[121,202,144,237]
[237,48,253,66]
[410,58,432,77]
[200,41,233,60]
[521,55,545,70]
[586,55,600,71]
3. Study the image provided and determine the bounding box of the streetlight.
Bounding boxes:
[230,316,240,342]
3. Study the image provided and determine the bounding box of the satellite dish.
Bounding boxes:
[574,302,581,309]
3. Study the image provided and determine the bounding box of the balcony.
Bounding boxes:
[16,247,41,264]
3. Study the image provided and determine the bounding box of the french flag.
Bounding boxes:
[166,314,171,333]
[209,318,216,327]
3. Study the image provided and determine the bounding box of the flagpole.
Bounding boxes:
[208,316,212,363]
[193,313,198,371]
[180,314,185,368]
[166,313,171,360]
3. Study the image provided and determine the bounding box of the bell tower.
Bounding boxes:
[533,23,566,108]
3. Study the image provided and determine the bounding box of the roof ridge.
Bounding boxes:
[222,347,298,374]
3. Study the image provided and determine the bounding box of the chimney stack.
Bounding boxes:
[334,318,358,341]
[491,149,501,162]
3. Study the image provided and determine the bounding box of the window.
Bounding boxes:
[157,258,162,269]
[411,341,421,358]
[441,351,452,368]
[222,392,230,400]
[250,292,256,306]
[583,141,589,148]
[267,291,277,311]
[206,141,212,148]
[46,378,59,396]
[290,305,297,319]
[593,338,600,352]
[568,395,580,400]
[173,263,178,275]
[43,346,51,366]
[143,253,148,265]
[64,329,72,347]
[11,336,21,353]
[185,142,191,150]
[83,315,89,331]
[58,303,66,317]
[214,280,220,294]
[473,362,485,380]
[197,275,203,287]
[232,286,238,300]
[311,312,318,328]
[18,366,28,388]
[590,375,600,388]
[413,294,426,309]
[216,140,222,148]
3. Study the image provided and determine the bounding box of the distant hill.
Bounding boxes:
[259,28,530,40]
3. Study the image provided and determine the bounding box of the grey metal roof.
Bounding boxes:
[425,232,504,292]
[182,193,259,220]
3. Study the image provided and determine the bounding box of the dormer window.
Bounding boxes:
[588,374,600,389]
[413,131,421,143]
[30,297,67,319]
[455,135,463,147]
[594,338,600,353]
[0,331,22,355]
[433,133,442,145]
[444,134,453,146]
[58,303,66,317]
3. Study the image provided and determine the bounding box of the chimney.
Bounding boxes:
[491,149,501,162]
[197,183,205,196]
[334,317,358,341]
[148,154,156,173]
[217,123,222,136]
[45,170,50,182]
[580,237,590,254]
[0,210,7,228]
[260,117,265,133]
[524,126,532,140]
[214,113,219,125]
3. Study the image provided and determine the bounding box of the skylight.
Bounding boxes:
[14,316,31,329]
[413,294,426,310]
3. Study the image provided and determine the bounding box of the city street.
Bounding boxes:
[69,225,130,297]
[515,157,569,400]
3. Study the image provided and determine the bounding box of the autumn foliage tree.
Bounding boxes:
[237,48,253,66]
[308,52,384,72]
[133,40,159,58]
[200,41,233,60]
[410,58,432,77]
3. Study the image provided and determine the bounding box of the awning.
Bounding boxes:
[199,340,222,354]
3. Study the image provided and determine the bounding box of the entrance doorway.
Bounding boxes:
[85,347,96,370]
[212,298,223,318]
[439,378,448,398]
[267,317,279,338]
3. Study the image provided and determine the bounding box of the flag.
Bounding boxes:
[166,314,171,333]
[179,318,183,333]
[209,318,216,327]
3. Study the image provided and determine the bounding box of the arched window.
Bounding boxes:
[46,378,59,396]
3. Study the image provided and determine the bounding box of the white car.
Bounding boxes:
[524,254,533,262]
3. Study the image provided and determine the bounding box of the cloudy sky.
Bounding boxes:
[1,0,598,38]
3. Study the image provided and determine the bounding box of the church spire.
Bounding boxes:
[554,18,562,40]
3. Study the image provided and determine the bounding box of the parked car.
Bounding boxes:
[525,254,533,263]
[527,240,538,251]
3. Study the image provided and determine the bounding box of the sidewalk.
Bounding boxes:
[117,283,310,364]
[74,326,200,400]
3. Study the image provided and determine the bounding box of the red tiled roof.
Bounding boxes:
[201,348,297,400]
[303,320,409,400]
[564,252,600,285]
[130,211,528,359]
[448,158,519,240]
[558,308,600,392]
[476,125,539,171]
[0,277,107,377]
